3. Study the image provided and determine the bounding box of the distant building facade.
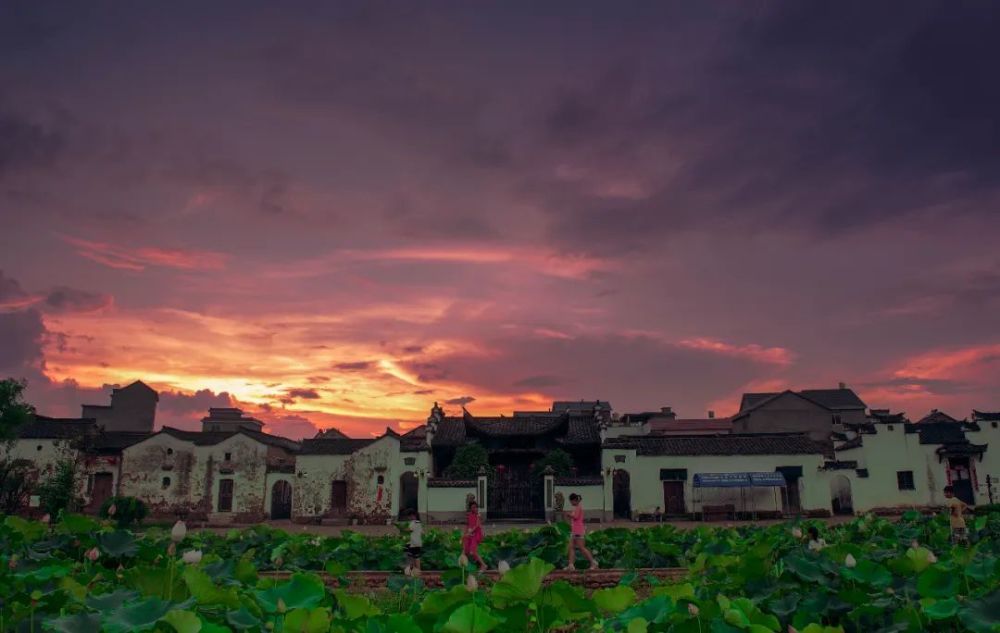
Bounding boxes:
[5,380,999,524]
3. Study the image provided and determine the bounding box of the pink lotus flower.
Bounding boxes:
[85,547,100,562]
[791,527,803,539]
[466,575,478,591]
[687,603,700,616]
[844,553,857,568]
[41,514,50,524]
[107,504,117,517]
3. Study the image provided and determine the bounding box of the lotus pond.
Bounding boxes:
[2,511,999,632]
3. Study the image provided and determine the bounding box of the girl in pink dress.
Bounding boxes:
[463,500,487,571]
[565,493,598,571]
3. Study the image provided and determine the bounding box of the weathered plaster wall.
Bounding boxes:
[204,434,270,521]
[120,433,202,517]
[294,436,426,523]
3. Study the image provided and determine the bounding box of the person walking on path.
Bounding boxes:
[404,509,423,572]
[564,493,599,571]
[463,500,487,571]
[944,485,970,545]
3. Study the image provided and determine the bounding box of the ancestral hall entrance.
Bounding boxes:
[488,459,543,520]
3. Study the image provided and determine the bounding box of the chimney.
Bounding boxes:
[660,406,676,420]
[707,410,715,419]
[838,381,846,390]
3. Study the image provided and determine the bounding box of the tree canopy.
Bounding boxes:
[443,442,489,479]
[0,378,34,445]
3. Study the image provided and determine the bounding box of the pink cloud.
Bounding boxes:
[677,337,795,366]
[61,236,228,272]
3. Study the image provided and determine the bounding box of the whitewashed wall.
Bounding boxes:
[601,448,828,515]
[553,483,605,521]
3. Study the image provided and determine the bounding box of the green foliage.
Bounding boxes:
[100,495,149,528]
[0,456,32,513]
[443,442,489,480]
[0,377,34,444]
[36,458,80,517]
[0,510,997,632]
[530,448,573,479]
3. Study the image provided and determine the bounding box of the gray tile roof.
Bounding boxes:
[17,416,96,439]
[740,388,866,412]
[603,433,825,456]
[905,422,978,445]
[973,410,1000,422]
[430,410,601,446]
[158,427,300,451]
[915,410,963,424]
[299,438,376,455]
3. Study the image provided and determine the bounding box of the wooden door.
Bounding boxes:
[612,470,631,519]
[662,480,685,516]
[270,480,292,519]
[330,480,348,515]
[218,479,234,513]
[90,473,114,511]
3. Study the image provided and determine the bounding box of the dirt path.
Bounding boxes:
[197,515,858,537]
[261,567,688,589]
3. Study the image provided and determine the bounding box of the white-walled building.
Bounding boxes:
[7,379,999,524]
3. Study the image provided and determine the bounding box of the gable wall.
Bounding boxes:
[735,393,835,441]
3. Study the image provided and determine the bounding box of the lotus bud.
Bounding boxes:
[277,598,287,614]
[404,565,412,577]
[41,514,51,524]
[466,574,478,591]
[274,556,284,568]
[844,553,857,568]
[85,547,100,562]
[927,551,937,563]
[791,527,803,539]
[182,550,203,564]
[497,560,510,575]
[167,543,176,556]
[108,504,117,517]
[8,555,18,570]
[170,520,187,542]
[687,603,699,616]
[788,627,799,633]
[458,553,469,567]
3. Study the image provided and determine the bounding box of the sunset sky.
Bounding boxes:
[2,2,998,438]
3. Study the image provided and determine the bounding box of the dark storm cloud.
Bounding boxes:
[0,309,46,373]
[513,375,562,389]
[333,361,374,371]
[0,110,65,179]
[43,286,113,313]
[159,388,235,415]
[286,387,321,400]
[523,2,1000,251]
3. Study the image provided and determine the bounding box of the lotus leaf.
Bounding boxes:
[441,603,502,633]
